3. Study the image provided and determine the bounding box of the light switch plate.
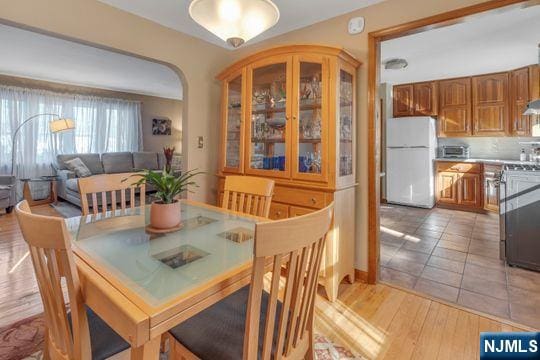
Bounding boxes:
[197,136,203,148]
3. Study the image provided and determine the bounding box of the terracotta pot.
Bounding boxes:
[150,201,181,229]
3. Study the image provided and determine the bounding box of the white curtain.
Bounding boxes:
[0,85,142,197]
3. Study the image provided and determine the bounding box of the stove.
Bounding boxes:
[503,164,540,172]
[500,164,540,272]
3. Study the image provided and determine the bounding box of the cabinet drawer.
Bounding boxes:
[290,206,313,217]
[273,186,327,209]
[436,162,481,174]
[269,203,289,220]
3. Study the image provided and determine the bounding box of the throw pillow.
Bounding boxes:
[64,158,92,178]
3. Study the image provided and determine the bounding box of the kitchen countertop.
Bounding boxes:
[434,157,539,166]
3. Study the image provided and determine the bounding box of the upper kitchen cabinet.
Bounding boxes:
[393,84,414,117]
[413,81,438,116]
[393,81,438,117]
[438,77,472,137]
[472,72,509,136]
[509,67,530,136]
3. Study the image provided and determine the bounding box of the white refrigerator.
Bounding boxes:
[386,116,437,208]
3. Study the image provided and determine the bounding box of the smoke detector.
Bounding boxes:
[383,58,408,70]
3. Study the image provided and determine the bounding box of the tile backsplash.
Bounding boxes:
[438,137,540,160]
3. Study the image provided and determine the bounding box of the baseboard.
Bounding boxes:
[354,269,368,283]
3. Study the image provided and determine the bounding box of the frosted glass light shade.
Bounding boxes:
[189,0,280,47]
[49,118,75,133]
[523,99,540,115]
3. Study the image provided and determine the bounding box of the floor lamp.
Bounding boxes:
[10,114,75,176]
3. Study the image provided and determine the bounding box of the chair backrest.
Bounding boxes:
[222,176,275,218]
[15,201,91,360]
[78,172,145,216]
[243,203,334,360]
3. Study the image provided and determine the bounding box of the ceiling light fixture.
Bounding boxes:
[189,0,280,48]
[383,58,408,70]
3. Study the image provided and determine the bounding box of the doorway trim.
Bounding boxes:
[366,0,532,284]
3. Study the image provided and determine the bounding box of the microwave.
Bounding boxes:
[441,146,470,158]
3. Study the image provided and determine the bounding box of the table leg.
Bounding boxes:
[131,336,161,360]
[51,180,58,204]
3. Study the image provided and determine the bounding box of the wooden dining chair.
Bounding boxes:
[15,201,130,360]
[168,202,334,360]
[78,172,145,216]
[222,175,275,218]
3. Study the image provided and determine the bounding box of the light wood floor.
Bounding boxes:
[0,204,528,359]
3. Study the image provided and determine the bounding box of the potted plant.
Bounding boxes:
[128,168,202,230]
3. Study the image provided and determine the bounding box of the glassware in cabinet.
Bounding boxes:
[297,61,323,175]
[249,62,288,173]
[339,69,354,177]
[224,74,243,170]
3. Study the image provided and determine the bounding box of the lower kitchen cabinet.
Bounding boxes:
[459,173,482,208]
[436,161,483,212]
[437,172,459,205]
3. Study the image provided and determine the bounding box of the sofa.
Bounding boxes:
[56,151,176,207]
[0,175,16,214]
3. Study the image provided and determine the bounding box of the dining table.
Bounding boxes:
[65,199,266,359]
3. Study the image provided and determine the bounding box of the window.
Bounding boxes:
[0,85,142,177]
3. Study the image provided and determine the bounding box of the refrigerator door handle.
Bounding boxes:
[387,146,408,149]
[410,146,429,148]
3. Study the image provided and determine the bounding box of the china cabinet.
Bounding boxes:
[217,45,361,302]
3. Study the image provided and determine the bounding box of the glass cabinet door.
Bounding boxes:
[223,73,244,172]
[247,61,290,176]
[292,57,327,181]
[339,68,354,178]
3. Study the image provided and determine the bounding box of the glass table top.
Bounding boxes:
[67,202,257,308]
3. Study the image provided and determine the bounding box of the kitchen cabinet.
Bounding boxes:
[437,172,459,205]
[393,84,414,117]
[413,81,438,116]
[459,173,482,208]
[484,164,502,213]
[438,77,472,137]
[509,67,531,136]
[472,72,509,136]
[436,161,483,211]
[217,45,360,302]
[392,82,437,117]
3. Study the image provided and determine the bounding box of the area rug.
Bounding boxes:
[1,314,362,360]
[50,201,82,218]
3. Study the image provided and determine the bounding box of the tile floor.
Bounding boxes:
[379,204,540,330]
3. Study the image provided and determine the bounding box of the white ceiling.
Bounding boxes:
[98,0,385,49]
[0,24,183,99]
[381,5,540,85]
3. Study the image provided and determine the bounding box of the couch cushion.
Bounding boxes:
[66,178,80,193]
[133,152,159,170]
[64,158,92,178]
[57,154,104,175]
[102,152,134,174]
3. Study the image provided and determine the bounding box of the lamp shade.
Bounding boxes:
[189,0,279,48]
[49,118,75,133]
[523,99,540,115]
